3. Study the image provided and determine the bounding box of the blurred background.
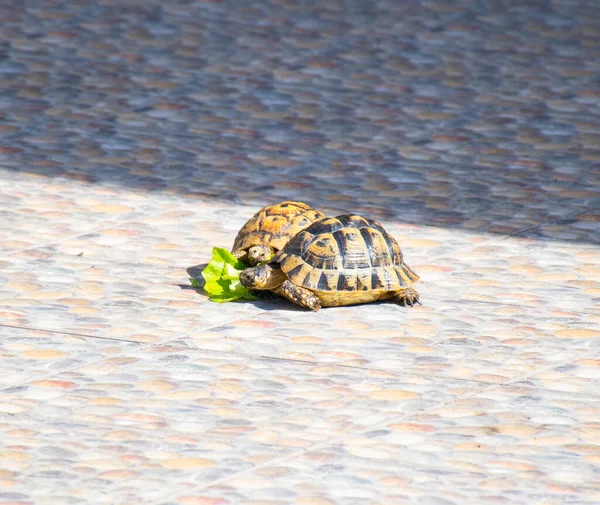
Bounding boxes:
[2,0,600,241]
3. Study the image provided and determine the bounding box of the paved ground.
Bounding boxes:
[1,0,600,503]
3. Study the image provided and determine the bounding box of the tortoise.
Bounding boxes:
[232,201,325,266]
[239,214,420,311]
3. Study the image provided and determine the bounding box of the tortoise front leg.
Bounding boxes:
[232,249,248,263]
[274,280,321,312]
[392,287,421,307]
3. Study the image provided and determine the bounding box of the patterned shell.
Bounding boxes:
[272,214,419,293]
[232,201,326,254]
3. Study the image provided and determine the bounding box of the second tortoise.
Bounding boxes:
[232,201,325,266]
[240,214,420,311]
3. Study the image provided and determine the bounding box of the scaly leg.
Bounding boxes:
[393,287,421,307]
[274,280,321,311]
[232,249,248,264]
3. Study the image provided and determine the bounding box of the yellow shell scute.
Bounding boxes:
[232,201,325,255]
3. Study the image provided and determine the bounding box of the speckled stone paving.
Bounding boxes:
[1,0,600,503]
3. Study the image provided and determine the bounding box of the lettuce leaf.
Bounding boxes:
[192,247,258,303]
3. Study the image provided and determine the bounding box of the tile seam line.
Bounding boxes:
[12,323,600,398]
[150,340,600,400]
[2,352,597,500]
[0,319,246,392]
[8,382,600,505]
[0,322,146,344]
[505,206,600,239]
[139,320,600,387]
[502,345,600,393]
[6,360,596,451]
[8,327,595,430]
[0,288,593,389]
[0,353,503,482]
[3,366,599,499]
[154,344,600,503]
[5,350,599,444]
[146,383,496,504]
[4,321,595,395]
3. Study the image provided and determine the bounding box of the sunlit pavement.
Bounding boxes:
[1,1,600,503]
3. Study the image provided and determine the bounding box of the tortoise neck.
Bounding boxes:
[261,264,287,290]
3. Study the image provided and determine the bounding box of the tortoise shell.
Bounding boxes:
[232,201,325,256]
[271,214,419,297]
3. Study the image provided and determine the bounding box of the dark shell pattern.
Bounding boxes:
[272,214,419,294]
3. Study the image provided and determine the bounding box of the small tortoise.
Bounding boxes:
[232,201,325,266]
[240,214,420,311]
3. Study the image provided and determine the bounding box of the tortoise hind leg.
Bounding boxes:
[392,287,421,307]
[274,280,321,312]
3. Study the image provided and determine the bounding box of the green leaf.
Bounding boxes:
[209,295,238,303]
[222,262,243,280]
[212,247,238,265]
[201,268,218,284]
[197,247,258,303]
[242,290,259,301]
[201,261,223,283]
[204,278,226,296]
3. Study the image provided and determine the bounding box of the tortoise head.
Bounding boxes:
[247,245,274,266]
[240,264,286,290]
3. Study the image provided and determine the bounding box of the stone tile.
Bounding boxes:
[424,235,600,313]
[1,345,483,449]
[0,250,248,339]
[17,201,489,270]
[2,0,600,503]
[172,297,599,385]
[0,172,163,254]
[516,209,600,245]
[168,387,600,505]
[29,197,242,267]
[514,354,600,397]
[0,325,138,390]
[167,466,600,505]
[0,415,292,505]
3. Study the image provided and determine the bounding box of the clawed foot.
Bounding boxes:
[305,296,321,312]
[396,288,421,307]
